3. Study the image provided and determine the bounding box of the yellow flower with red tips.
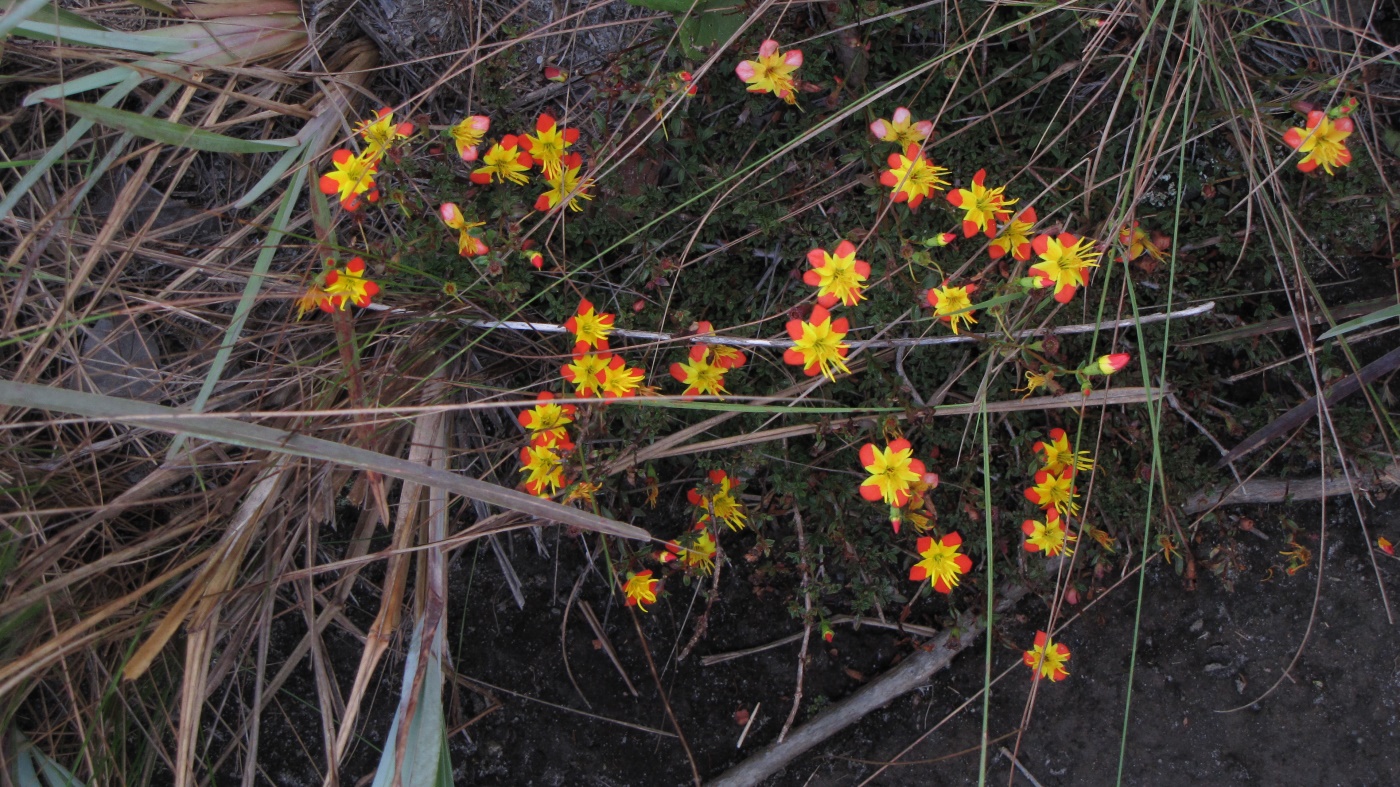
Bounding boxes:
[926,281,978,335]
[879,144,949,210]
[989,206,1036,261]
[1023,631,1070,682]
[688,470,747,531]
[946,169,1016,239]
[662,525,717,575]
[439,202,488,257]
[1025,467,1080,517]
[1022,510,1074,557]
[859,439,926,508]
[622,570,660,611]
[355,108,414,157]
[318,149,379,210]
[517,390,575,443]
[1033,428,1095,475]
[869,107,933,148]
[1283,110,1353,175]
[691,323,747,369]
[535,152,594,213]
[804,240,870,308]
[670,345,729,398]
[561,352,609,398]
[1085,353,1130,376]
[519,440,567,497]
[735,39,803,104]
[471,135,534,185]
[910,532,973,594]
[1117,222,1166,264]
[783,305,850,381]
[449,114,490,161]
[321,257,380,311]
[521,112,580,179]
[564,298,615,354]
[599,355,645,399]
[1028,232,1101,304]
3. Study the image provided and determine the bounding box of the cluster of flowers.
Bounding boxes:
[622,469,749,611]
[669,323,749,398]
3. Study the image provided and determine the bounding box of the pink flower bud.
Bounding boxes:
[1096,353,1130,375]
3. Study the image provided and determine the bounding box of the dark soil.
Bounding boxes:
[420,497,1400,786]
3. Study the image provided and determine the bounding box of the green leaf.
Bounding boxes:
[14,20,192,51]
[1315,302,1400,341]
[49,101,294,153]
[370,620,448,787]
[0,0,102,35]
[680,4,745,58]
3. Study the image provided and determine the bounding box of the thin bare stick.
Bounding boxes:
[737,703,761,749]
[578,600,639,697]
[779,506,814,743]
[700,615,942,666]
[1180,462,1399,514]
[398,300,1214,349]
[629,607,701,787]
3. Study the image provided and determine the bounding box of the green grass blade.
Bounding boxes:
[0,381,647,539]
[0,0,54,38]
[49,100,294,153]
[23,64,161,106]
[1314,302,1400,341]
[14,20,192,51]
[370,620,449,787]
[0,71,142,223]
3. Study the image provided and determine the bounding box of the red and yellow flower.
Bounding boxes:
[671,344,729,398]
[783,305,850,381]
[661,525,717,575]
[989,206,1036,261]
[1025,467,1080,517]
[1014,369,1054,398]
[1084,353,1130,376]
[910,532,973,594]
[859,439,926,507]
[735,39,803,104]
[804,240,870,308]
[946,169,1016,239]
[519,439,568,497]
[564,298,615,354]
[355,108,413,158]
[1380,537,1395,556]
[1022,510,1073,557]
[318,149,379,210]
[1283,110,1353,175]
[1023,631,1071,682]
[521,112,580,179]
[1028,232,1101,304]
[926,281,978,335]
[440,202,488,257]
[517,390,575,444]
[1117,222,1165,264]
[599,355,645,399]
[534,152,593,213]
[561,352,610,398]
[622,570,660,611]
[1033,428,1095,475]
[449,114,490,161]
[879,144,949,210]
[691,323,747,369]
[470,135,534,185]
[321,257,380,310]
[869,107,933,147]
[689,469,747,531]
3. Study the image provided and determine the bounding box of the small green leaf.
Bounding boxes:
[1315,302,1400,341]
[49,100,295,153]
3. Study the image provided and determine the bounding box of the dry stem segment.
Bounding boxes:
[708,585,1027,787]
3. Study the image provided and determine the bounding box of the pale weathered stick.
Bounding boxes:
[443,301,1215,349]
[1180,462,1400,514]
[707,586,1027,787]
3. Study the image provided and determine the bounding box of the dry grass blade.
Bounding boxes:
[0,381,648,541]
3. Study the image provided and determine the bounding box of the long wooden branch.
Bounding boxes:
[707,585,1027,787]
